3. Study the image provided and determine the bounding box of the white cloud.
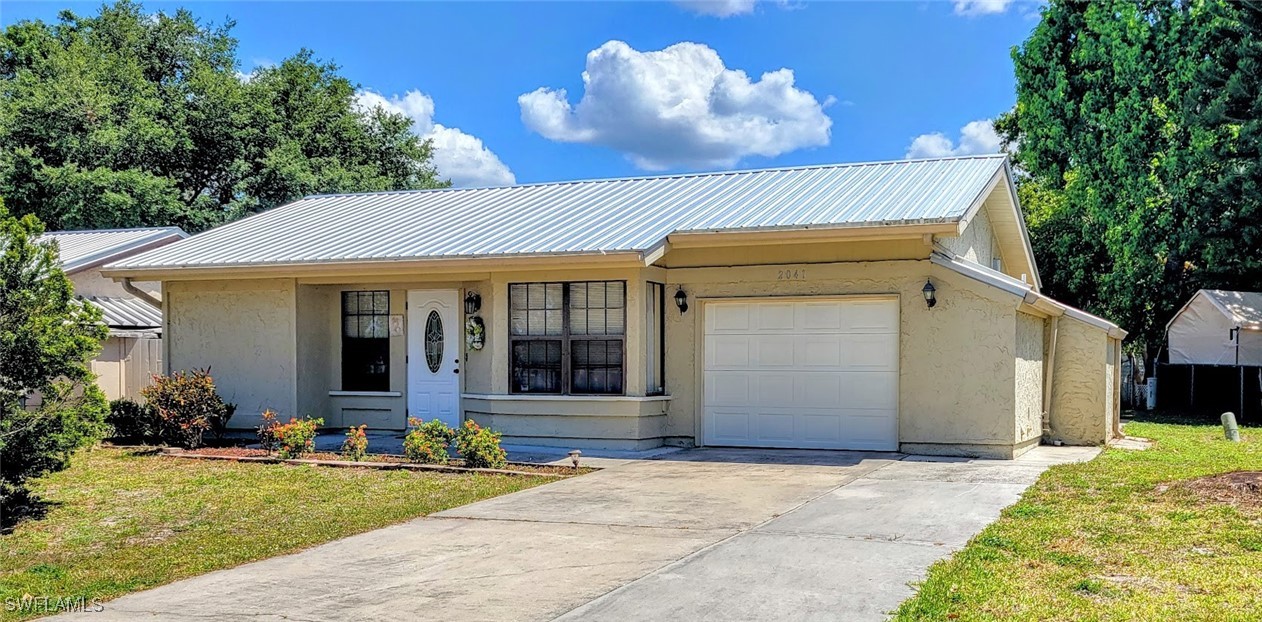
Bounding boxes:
[675,0,799,17]
[675,0,758,17]
[953,0,1015,16]
[519,40,832,170]
[355,90,516,187]
[905,119,1003,159]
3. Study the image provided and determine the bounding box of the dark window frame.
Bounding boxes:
[509,281,626,395]
[341,290,391,392]
[646,282,666,396]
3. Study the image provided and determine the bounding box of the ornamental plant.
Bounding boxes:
[257,410,282,451]
[455,420,507,469]
[140,369,230,449]
[275,417,323,459]
[403,418,455,464]
[341,425,368,462]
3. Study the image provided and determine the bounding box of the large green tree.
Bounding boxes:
[0,1,446,233]
[1000,0,1262,350]
[0,202,108,519]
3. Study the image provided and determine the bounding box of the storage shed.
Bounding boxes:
[1167,290,1262,366]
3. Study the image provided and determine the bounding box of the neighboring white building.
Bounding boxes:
[1167,289,1262,366]
[42,227,187,400]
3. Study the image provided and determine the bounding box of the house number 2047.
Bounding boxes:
[777,269,806,281]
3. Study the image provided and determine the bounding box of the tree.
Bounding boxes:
[0,202,108,520]
[0,1,446,233]
[999,0,1261,349]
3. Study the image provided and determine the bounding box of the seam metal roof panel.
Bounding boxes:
[108,155,1008,271]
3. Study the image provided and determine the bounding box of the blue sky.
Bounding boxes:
[1,0,1042,187]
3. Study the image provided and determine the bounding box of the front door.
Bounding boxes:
[407,290,461,428]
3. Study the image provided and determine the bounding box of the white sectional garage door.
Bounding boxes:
[702,298,899,451]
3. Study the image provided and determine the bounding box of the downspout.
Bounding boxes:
[121,277,162,308]
[1042,314,1060,441]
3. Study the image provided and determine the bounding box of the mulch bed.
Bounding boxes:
[163,446,596,477]
[1163,471,1262,508]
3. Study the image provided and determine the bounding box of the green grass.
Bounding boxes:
[893,416,1262,621]
[0,447,553,620]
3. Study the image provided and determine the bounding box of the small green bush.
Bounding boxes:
[106,398,158,442]
[455,420,506,469]
[140,369,230,449]
[341,425,368,461]
[403,418,455,464]
[275,416,323,459]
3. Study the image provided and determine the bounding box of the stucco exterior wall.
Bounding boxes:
[658,239,929,268]
[70,268,160,299]
[939,206,997,269]
[166,279,297,426]
[1048,316,1111,445]
[1014,312,1045,445]
[663,259,1026,457]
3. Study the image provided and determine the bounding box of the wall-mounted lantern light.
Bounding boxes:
[674,287,689,314]
[922,279,937,309]
[464,291,482,315]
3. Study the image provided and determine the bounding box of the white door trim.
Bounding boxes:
[406,289,463,428]
[694,294,901,450]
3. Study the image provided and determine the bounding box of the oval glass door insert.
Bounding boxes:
[424,310,443,373]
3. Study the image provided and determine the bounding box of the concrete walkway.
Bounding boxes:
[58,445,1098,622]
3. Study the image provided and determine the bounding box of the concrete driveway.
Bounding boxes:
[58,446,1097,622]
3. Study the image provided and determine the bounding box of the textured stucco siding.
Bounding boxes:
[70,268,161,299]
[939,205,996,269]
[295,285,334,423]
[1048,316,1110,445]
[663,259,1024,454]
[1014,312,1045,444]
[166,279,297,426]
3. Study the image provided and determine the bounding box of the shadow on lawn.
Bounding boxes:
[1,493,60,534]
[1124,409,1261,427]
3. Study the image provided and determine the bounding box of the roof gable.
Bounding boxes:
[954,162,1041,290]
[107,155,1009,272]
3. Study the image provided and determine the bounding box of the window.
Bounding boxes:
[342,291,390,391]
[510,281,626,394]
[645,282,665,395]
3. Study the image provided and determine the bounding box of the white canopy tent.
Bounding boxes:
[1167,290,1262,366]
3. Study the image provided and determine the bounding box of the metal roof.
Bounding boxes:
[42,227,188,272]
[84,296,162,329]
[108,155,1009,271]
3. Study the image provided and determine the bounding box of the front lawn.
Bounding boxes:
[894,416,1262,621]
[0,447,554,620]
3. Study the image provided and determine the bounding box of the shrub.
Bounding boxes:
[1,205,108,517]
[210,402,237,441]
[455,420,506,469]
[341,425,368,461]
[140,369,230,449]
[275,417,323,459]
[106,398,158,442]
[257,410,282,451]
[403,418,455,464]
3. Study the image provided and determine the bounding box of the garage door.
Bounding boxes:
[702,298,899,451]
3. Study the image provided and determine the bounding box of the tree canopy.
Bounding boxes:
[1001,0,1262,349]
[0,1,447,233]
